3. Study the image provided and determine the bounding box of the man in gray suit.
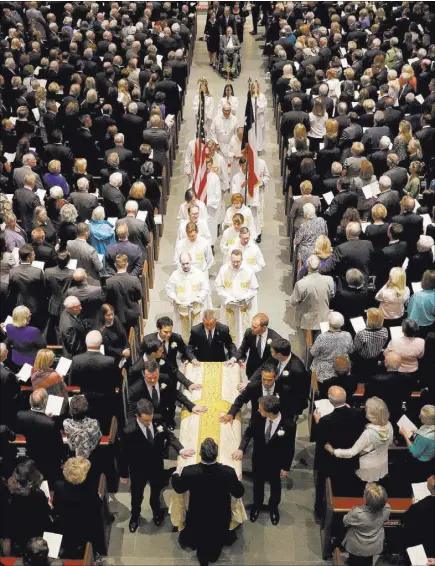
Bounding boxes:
[220,27,241,76]
[116,201,150,260]
[69,178,98,223]
[66,269,104,328]
[142,115,169,170]
[289,255,334,365]
[66,223,104,285]
[13,153,44,191]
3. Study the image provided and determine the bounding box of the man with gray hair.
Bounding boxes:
[289,254,334,365]
[70,329,122,430]
[332,221,374,282]
[120,102,144,151]
[59,296,87,359]
[312,384,365,517]
[13,152,44,191]
[66,222,104,284]
[373,175,400,220]
[369,136,390,178]
[12,172,41,233]
[116,200,150,259]
[102,171,126,218]
[104,132,133,170]
[210,102,238,165]
[70,177,99,222]
[142,115,170,169]
[384,153,409,194]
[66,268,104,327]
[361,110,391,154]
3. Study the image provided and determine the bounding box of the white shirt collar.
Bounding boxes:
[265,413,282,437]
[262,383,275,396]
[136,417,154,439]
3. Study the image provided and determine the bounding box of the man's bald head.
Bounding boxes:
[73,268,87,284]
[384,351,401,371]
[328,386,346,406]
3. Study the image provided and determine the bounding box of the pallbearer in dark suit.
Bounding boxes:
[233,313,282,378]
[172,438,245,565]
[232,396,296,525]
[188,310,237,362]
[120,399,195,533]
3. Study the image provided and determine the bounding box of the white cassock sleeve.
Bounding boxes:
[204,242,215,271]
[260,160,270,189]
[215,266,233,303]
[165,272,179,304]
[200,220,213,244]
[244,271,260,302]
[256,93,267,113]
[251,247,266,273]
[205,97,215,122]
[207,173,221,210]
[195,272,209,304]
[231,173,243,195]
[173,240,183,268]
[209,117,219,145]
[184,140,194,176]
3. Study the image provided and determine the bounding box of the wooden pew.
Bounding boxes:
[147,233,155,290]
[332,547,345,566]
[140,260,150,321]
[98,474,113,556]
[321,477,412,559]
[0,542,94,566]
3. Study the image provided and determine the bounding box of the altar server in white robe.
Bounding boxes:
[193,80,214,137]
[184,138,196,183]
[228,227,265,274]
[223,193,257,240]
[173,223,214,276]
[210,103,238,166]
[202,158,222,248]
[231,158,260,237]
[177,188,208,224]
[215,249,259,345]
[177,204,212,244]
[207,140,229,195]
[166,252,210,342]
[218,83,239,116]
[228,127,244,181]
[251,81,267,152]
[257,156,271,240]
[220,212,244,256]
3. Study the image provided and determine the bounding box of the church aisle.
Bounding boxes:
[107,13,325,566]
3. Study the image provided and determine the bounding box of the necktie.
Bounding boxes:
[265,419,273,443]
[207,331,213,345]
[164,341,168,354]
[146,426,153,443]
[256,335,262,358]
[277,363,283,377]
[151,386,159,408]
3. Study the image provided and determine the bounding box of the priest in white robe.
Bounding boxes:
[203,158,222,247]
[231,158,260,238]
[173,223,214,276]
[177,188,208,224]
[228,227,265,274]
[166,252,210,342]
[257,156,271,239]
[177,203,212,244]
[220,212,244,256]
[228,127,244,181]
[206,140,229,194]
[210,103,238,165]
[184,138,196,182]
[215,249,259,345]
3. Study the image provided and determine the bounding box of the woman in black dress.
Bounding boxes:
[204,10,220,68]
[98,304,130,365]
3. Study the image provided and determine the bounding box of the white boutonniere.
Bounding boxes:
[282,370,289,377]
[159,359,165,366]
[267,338,272,345]
[277,429,285,437]
[275,393,280,399]
[171,342,177,349]
[161,383,167,390]
[156,425,164,433]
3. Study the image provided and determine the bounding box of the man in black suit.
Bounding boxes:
[121,399,195,533]
[324,178,359,237]
[173,437,244,565]
[116,201,150,259]
[280,97,310,142]
[44,130,74,174]
[391,196,424,256]
[59,296,88,359]
[105,253,143,335]
[218,5,236,34]
[102,172,126,219]
[70,115,100,170]
[382,98,403,137]
[120,102,145,152]
[188,309,237,362]
[155,67,181,117]
[332,222,374,283]
[403,475,435,558]
[415,113,435,163]
[105,223,143,277]
[92,104,116,143]
[9,245,48,330]
[360,110,391,155]
[233,396,295,525]
[66,269,104,328]
[369,138,390,179]
[12,174,40,235]
[166,50,188,93]
[100,152,131,198]
[0,343,21,427]
[312,386,365,517]
[384,153,409,195]
[251,338,310,420]
[127,360,207,425]
[374,223,408,290]
[232,313,281,378]
[339,113,363,149]
[142,115,170,170]
[43,100,61,137]
[31,228,57,269]
[15,389,65,486]
[373,175,400,220]
[104,133,133,170]
[44,251,73,340]
[69,330,122,431]
[69,178,99,223]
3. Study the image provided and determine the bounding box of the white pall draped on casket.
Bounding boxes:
[169,362,247,529]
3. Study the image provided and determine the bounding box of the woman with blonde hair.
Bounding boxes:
[407,138,423,164]
[365,203,389,250]
[5,306,46,370]
[297,235,333,279]
[392,120,413,163]
[290,180,321,232]
[353,308,389,379]
[72,157,95,193]
[354,160,377,220]
[31,349,69,412]
[375,266,410,322]
[308,98,328,151]
[399,405,435,481]
[117,78,131,108]
[287,123,310,155]
[58,203,78,250]
[404,161,423,198]
[326,68,341,100]
[223,193,256,237]
[43,159,70,197]
[325,396,393,481]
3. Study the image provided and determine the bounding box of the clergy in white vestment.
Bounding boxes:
[206,140,229,194]
[218,83,239,116]
[176,204,212,244]
[231,159,260,238]
[203,158,222,247]
[257,156,271,237]
[220,212,244,256]
[193,81,214,137]
[173,223,214,276]
[184,138,196,182]
[177,188,208,224]
[223,193,257,240]
[250,81,267,152]
[228,127,244,181]
[166,252,210,342]
[215,249,259,345]
[228,227,265,274]
[210,103,238,164]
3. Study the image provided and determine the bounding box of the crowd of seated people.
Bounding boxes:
[0,0,197,561]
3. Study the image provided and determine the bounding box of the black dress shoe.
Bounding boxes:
[129,517,140,533]
[250,507,260,522]
[270,508,280,525]
[255,233,262,243]
[153,511,164,526]
[250,30,257,35]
